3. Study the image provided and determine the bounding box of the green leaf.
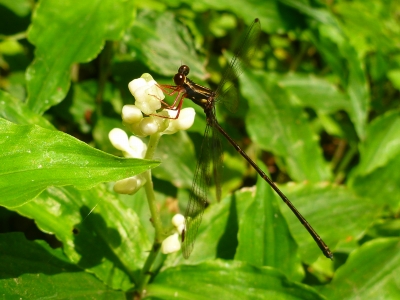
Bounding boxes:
[147,260,325,300]
[26,0,135,114]
[152,131,196,189]
[0,232,125,299]
[350,155,400,209]
[235,167,303,282]
[128,11,205,78]
[281,182,379,263]
[311,22,369,140]
[0,90,53,129]
[353,110,400,176]
[242,70,331,182]
[0,118,159,207]
[320,238,400,300]
[165,189,254,266]
[278,73,350,115]
[12,185,151,291]
[0,0,31,17]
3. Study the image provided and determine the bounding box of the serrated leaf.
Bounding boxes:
[0,232,125,299]
[320,238,400,300]
[12,185,151,291]
[0,118,159,207]
[242,70,331,182]
[26,0,135,114]
[147,260,325,300]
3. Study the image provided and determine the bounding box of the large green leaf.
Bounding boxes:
[0,118,159,207]
[26,0,135,114]
[280,182,379,263]
[13,185,151,291]
[147,260,325,300]
[319,238,400,300]
[242,70,331,182]
[0,232,125,299]
[235,169,303,282]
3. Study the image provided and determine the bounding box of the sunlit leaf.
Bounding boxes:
[0,118,158,207]
[320,238,400,300]
[26,0,135,114]
[147,260,325,300]
[241,70,331,182]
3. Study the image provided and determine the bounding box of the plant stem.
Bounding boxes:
[137,132,164,296]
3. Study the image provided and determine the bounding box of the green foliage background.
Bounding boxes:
[1,0,400,299]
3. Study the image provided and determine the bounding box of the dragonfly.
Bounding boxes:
[158,18,333,259]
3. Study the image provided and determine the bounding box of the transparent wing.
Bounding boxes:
[211,112,223,202]
[182,123,212,259]
[216,18,261,112]
[182,109,224,258]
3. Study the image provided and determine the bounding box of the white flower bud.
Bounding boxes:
[113,175,147,195]
[109,128,130,152]
[161,233,181,254]
[113,177,138,194]
[127,136,147,158]
[139,117,159,136]
[122,105,143,124]
[172,214,185,234]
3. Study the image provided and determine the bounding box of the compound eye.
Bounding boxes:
[178,65,190,76]
[174,74,185,85]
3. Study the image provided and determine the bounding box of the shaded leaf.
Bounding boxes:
[128,11,205,78]
[12,185,150,291]
[0,232,125,299]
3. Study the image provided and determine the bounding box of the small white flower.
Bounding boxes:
[163,108,196,135]
[122,105,143,124]
[128,136,147,159]
[161,233,181,254]
[108,128,131,152]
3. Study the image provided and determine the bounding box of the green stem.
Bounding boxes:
[137,132,164,296]
[334,143,358,184]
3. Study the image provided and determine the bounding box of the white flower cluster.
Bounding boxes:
[124,73,195,137]
[161,214,185,254]
[109,73,196,195]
